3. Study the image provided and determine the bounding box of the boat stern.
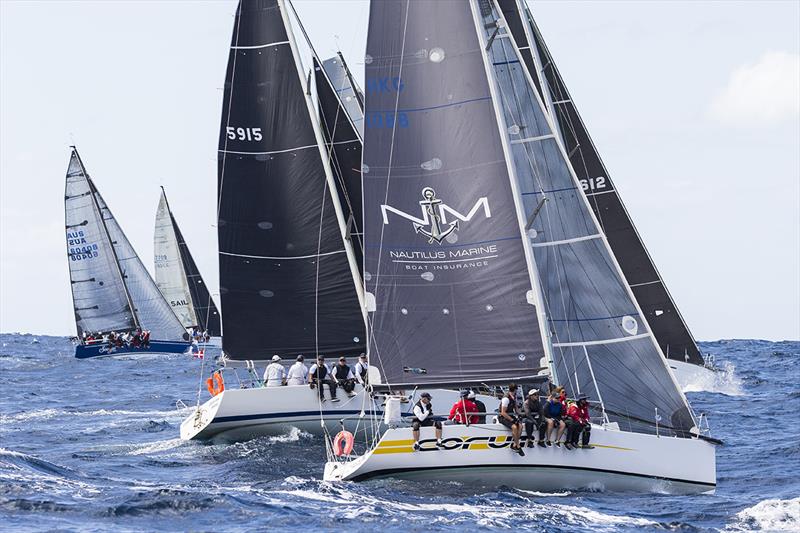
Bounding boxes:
[180,392,224,440]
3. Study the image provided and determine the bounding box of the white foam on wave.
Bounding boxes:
[682,361,744,396]
[0,406,191,424]
[727,497,800,531]
[128,438,186,456]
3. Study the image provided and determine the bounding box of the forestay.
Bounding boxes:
[363,0,546,387]
[498,1,703,366]
[477,0,695,436]
[217,0,364,361]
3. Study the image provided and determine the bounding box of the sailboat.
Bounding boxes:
[154,187,222,347]
[64,147,191,359]
[180,0,497,442]
[323,0,717,494]
[495,0,715,388]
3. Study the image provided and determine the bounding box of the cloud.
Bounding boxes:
[709,51,800,126]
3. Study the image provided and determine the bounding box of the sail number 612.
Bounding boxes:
[226,127,263,141]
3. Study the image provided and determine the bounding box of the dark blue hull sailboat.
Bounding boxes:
[74,340,190,359]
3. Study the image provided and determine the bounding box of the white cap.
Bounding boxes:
[271,355,281,362]
[467,391,476,399]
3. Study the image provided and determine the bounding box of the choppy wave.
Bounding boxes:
[727,497,800,531]
[682,361,744,396]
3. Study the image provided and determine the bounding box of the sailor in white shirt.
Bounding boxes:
[286,354,308,386]
[354,353,369,385]
[263,355,286,387]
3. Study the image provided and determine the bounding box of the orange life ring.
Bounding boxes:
[332,430,355,457]
[206,371,225,396]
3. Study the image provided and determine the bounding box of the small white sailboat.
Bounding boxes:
[323,0,718,494]
[154,188,222,347]
[180,0,500,441]
[497,0,717,388]
[64,147,191,358]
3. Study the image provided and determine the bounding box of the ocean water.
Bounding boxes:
[1,334,798,532]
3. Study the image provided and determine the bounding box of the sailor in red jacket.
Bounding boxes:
[448,390,478,425]
[564,394,593,449]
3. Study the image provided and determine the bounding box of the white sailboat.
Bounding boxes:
[180,0,499,441]
[154,188,222,347]
[323,0,718,494]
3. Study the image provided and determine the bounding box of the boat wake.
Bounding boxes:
[727,497,800,531]
[682,361,744,396]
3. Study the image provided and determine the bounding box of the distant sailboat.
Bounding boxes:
[496,0,714,387]
[64,147,190,358]
[154,188,221,344]
[323,0,717,494]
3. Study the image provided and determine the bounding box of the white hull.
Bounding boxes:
[180,384,499,442]
[667,359,717,391]
[324,424,716,495]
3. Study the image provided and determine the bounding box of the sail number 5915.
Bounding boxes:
[226,127,263,141]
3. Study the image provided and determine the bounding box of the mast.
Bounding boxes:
[279,0,367,324]
[72,147,140,330]
[467,3,558,384]
[337,50,364,113]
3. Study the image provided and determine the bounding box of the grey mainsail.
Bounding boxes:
[216,0,364,361]
[65,148,186,341]
[478,0,695,436]
[498,0,703,366]
[363,0,547,387]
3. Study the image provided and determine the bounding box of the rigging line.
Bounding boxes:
[367,0,412,394]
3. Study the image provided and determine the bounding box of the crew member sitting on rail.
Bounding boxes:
[286,354,308,386]
[565,394,594,449]
[141,330,151,349]
[542,391,567,447]
[354,353,369,385]
[332,357,357,396]
[499,383,525,456]
[469,390,486,423]
[523,388,545,448]
[264,355,286,387]
[411,392,443,451]
[448,390,478,425]
[309,356,339,402]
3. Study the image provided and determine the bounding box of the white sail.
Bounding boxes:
[154,190,198,329]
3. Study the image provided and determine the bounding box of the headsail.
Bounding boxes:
[65,148,186,341]
[216,0,364,361]
[499,1,703,366]
[314,54,365,271]
[363,0,547,387]
[154,189,221,336]
[478,0,695,436]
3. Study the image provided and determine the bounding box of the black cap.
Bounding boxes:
[577,394,589,402]
[420,392,432,399]
[459,390,469,398]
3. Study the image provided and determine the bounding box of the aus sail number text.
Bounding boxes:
[226,127,263,141]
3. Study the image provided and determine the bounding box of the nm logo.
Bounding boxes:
[381,187,491,244]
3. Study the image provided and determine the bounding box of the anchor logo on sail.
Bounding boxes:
[414,188,458,244]
[381,187,492,245]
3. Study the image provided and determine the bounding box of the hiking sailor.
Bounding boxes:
[499,383,525,456]
[448,390,478,425]
[309,356,339,402]
[565,394,594,450]
[411,392,443,451]
[263,355,286,387]
[354,353,369,385]
[332,357,357,396]
[469,390,486,423]
[286,354,308,386]
[523,388,545,448]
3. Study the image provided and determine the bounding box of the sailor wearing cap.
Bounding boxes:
[565,394,594,449]
[523,388,545,448]
[468,390,487,424]
[286,354,308,386]
[354,353,369,385]
[264,354,287,387]
[411,392,443,451]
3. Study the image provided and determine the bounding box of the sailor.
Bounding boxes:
[469,390,486,424]
[142,330,151,349]
[411,392,443,451]
[523,389,545,448]
[354,353,369,385]
[448,390,478,425]
[286,354,308,386]
[565,394,594,449]
[263,355,286,387]
[308,356,339,402]
[542,391,567,447]
[499,383,525,456]
[332,357,357,396]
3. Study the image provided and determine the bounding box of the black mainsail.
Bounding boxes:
[479,0,695,436]
[363,0,547,387]
[498,0,703,366]
[65,148,186,341]
[154,189,221,336]
[216,0,364,361]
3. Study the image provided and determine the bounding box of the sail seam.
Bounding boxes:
[629,280,662,288]
[218,144,318,156]
[510,133,555,144]
[553,333,650,347]
[530,233,602,247]
[219,250,345,260]
[231,40,289,50]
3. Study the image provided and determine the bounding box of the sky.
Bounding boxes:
[1,0,798,341]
